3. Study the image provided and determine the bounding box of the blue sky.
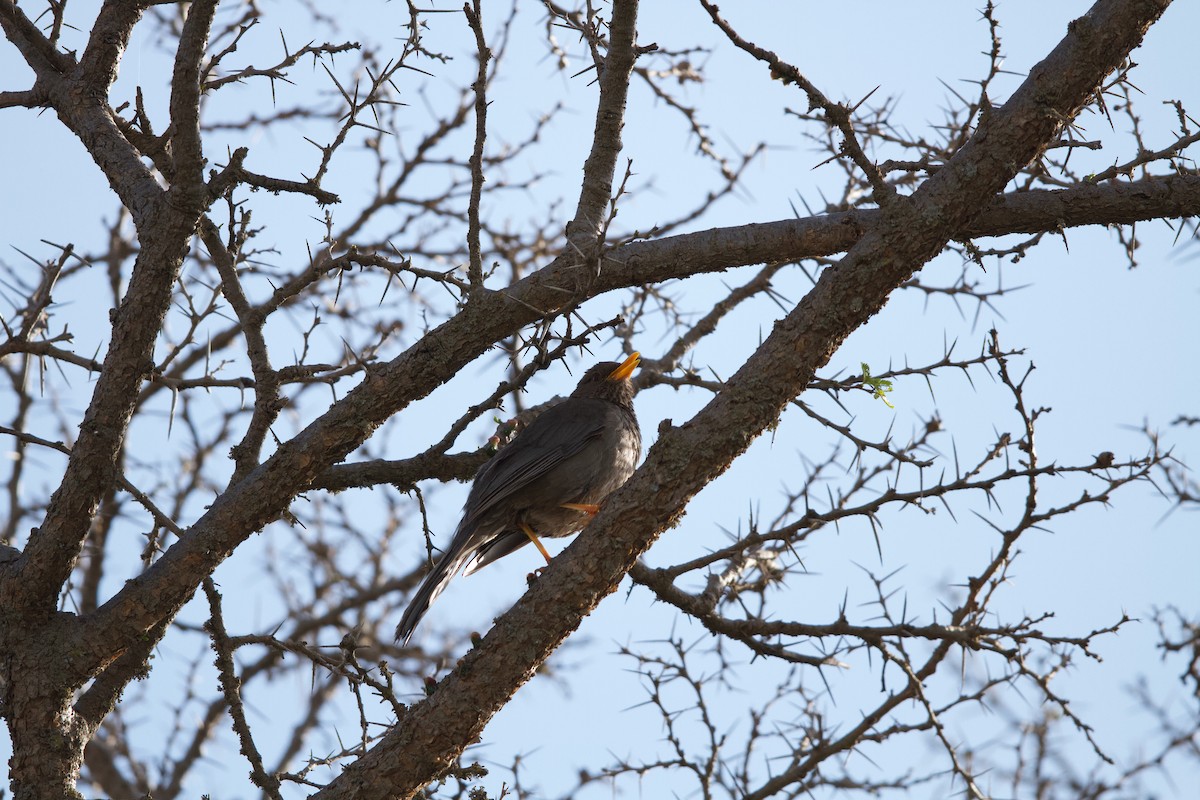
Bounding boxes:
[2,1,1198,797]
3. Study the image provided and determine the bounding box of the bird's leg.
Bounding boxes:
[560,502,600,516]
[518,522,554,565]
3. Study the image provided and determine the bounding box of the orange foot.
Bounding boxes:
[560,502,601,516]
[518,522,553,565]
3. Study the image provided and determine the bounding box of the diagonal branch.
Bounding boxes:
[309,0,1172,797]
[168,0,219,208]
[0,0,75,78]
[4,0,220,614]
[74,0,146,95]
[111,169,1200,428]
[86,145,1195,674]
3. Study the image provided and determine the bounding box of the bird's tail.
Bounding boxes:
[395,547,470,645]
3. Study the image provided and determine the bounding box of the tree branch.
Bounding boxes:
[5,1,220,613]
[311,0,1172,796]
[168,0,218,208]
[568,0,643,246]
[464,0,490,288]
[81,156,1196,659]
[74,0,145,95]
[0,0,75,78]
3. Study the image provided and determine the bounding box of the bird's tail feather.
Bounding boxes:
[395,549,470,644]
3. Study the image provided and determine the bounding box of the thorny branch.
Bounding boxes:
[0,0,1196,798]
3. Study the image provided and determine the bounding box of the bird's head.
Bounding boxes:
[572,351,640,405]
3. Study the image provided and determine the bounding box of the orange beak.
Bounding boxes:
[607,351,640,382]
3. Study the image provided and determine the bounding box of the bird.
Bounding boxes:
[395,352,642,644]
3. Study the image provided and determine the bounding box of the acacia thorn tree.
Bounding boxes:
[1,0,1198,798]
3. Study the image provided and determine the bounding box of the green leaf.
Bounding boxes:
[860,362,895,409]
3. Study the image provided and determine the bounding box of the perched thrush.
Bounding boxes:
[396,352,642,643]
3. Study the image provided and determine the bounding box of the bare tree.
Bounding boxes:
[1,0,1197,798]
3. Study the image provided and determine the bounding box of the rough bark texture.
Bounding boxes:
[314,0,1173,796]
[0,0,1189,797]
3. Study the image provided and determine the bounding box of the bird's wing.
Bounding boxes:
[463,399,605,523]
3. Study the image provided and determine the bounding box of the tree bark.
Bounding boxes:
[315,0,1172,796]
[0,0,1182,796]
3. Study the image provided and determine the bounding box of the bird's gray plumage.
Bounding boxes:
[395,355,641,644]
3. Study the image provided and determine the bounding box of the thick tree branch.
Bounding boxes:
[1,0,1192,797]
[0,0,75,77]
[0,0,163,225]
[10,152,1185,616]
[310,0,1172,797]
[10,214,201,611]
[74,0,145,95]
[5,1,219,613]
[168,0,218,207]
[118,170,1200,429]
[605,173,1200,286]
[84,164,1195,663]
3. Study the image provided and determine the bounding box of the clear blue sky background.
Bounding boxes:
[2,1,1198,797]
